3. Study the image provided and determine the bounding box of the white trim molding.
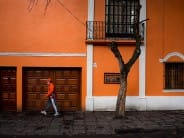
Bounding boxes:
[86,96,184,111]
[86,0,94,111]
[139,46,146,97]
[87,45,94,98]
[159,52,184,62]
[86,96,94,111]
[0,52,86,57]
[139,0,146,97]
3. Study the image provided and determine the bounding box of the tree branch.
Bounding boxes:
[126,35,141,69]
[126,4,142,70]
[110,41,125,73]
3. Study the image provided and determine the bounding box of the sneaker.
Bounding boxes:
[41,110,47,115]
[54,112,59,116]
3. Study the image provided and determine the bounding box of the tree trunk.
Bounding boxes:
[115,71,128,117]
[110,38,141,118]
[110,41,129,118]
[110,3,143,117]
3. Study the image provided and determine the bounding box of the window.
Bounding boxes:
[105,0,140,38]
[165,63,184,89]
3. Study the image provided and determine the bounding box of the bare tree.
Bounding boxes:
[110,4,147,118]
[27,0,146,117]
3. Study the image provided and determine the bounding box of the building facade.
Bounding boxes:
[0,0,184,112]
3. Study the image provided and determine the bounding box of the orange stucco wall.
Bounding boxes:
[0,0,87,111]
[93,46,139,96]
[146,0,184,96]
[0,0,87,53]
[94,0,184,97]
[1,0,184,111]
[94,0,105,21]
[93,0,139,96]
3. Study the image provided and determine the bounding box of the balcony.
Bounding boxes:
[86,21,144,46]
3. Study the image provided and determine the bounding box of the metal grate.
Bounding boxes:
[165,63,184,89]
[86,0,143,40]
[86,21,144,40]
[105,0,140,38]
[86,21,105,40]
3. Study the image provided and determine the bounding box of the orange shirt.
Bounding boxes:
[47,83,55,97]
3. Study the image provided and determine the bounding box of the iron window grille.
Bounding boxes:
[164,63,184,89]
[105,0,140,38]
[86,0,143,40]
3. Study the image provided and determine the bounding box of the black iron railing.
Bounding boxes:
[86,21,105,40]
[86,21,144,40]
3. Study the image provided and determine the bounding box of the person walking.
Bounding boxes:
[41,78,59,116]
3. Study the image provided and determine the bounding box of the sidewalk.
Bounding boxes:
[0,110,184,137]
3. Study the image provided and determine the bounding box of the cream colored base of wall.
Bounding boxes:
[86,96,184,111]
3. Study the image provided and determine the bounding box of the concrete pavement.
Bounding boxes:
[0,110,184,137]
